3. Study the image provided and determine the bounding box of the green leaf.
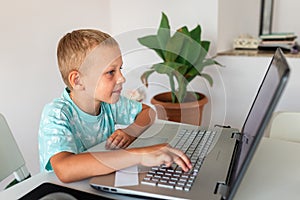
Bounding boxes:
[184,37,202,66]
[170,28,202,68]
[201,58,220,68]
[193,43,209,72]
[152,63,173,75]
[177,26,190,37]
[173,27,191,65]
[140,69,155,87]
[170,30,199,67]
[201,73,213,86]
[190,25,201,44]
[185,67,199,82]
[165,31,186,62]
[168,74,177,103]
[211,59,224,67]
[169,62,188,76]
[201,40,210,52]
[159,12,170,30]
[152,62,189,103]
[138,35,165,60]
[176,75,188,102]
[153,62,186,75]
[175,64,188,75]
[172,70,188,103]
[157,13,171,59]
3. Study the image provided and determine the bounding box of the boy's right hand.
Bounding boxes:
[136,143,192,172]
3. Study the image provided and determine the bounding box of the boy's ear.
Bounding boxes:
[68,70,84,90]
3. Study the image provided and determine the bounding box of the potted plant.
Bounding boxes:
[138,12,221,125]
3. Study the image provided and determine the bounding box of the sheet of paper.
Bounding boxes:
[114,165,139,187]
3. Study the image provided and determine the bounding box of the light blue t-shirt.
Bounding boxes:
[38,88,142,171]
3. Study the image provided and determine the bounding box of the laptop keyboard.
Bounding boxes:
[141,129,216,191]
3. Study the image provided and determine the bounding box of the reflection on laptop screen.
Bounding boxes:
[228,48,290,199]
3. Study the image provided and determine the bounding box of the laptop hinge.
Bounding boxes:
[231,132,242,141]
[214,181,229,198]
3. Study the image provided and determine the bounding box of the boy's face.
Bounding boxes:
[79,45,125,104]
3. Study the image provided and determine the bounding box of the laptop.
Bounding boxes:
[89,48,290,200]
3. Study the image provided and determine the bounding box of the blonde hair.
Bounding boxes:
[57,29,118,89]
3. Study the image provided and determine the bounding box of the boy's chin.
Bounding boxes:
[110,94,121,104]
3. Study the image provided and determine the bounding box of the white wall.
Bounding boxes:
[218,0,261,52]
[1,0,299,181]
[0,0,111,176]
[110,0,219,54]
[273,0,300,44]
[218,0,300,52]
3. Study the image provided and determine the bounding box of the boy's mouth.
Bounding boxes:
[113,88,122,94]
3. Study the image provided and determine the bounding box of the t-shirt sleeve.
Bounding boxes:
[110,96,142,125]
[38,103,77,171]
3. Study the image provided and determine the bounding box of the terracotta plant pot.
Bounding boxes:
[150,92,208,126]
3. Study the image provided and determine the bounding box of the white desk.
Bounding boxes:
[1,137,300,199]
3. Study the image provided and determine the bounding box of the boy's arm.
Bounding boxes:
[106,103,156,149]
[50,143,191,183]
[123,103,156,137]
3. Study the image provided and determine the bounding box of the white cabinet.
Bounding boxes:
[201,52,300,130]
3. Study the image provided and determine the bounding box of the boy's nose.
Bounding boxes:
[117,73,126,84]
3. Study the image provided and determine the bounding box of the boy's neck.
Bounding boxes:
[69,90,101,116]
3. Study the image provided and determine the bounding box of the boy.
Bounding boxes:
[39,29,192,183]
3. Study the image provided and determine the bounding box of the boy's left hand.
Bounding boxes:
[105,129,136,150]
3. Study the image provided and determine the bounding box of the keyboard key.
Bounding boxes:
[167,169,175,173]
[177,181,186,186]
[184,186,192,191]
[158,183,175,189]
[175,185,184,190]
[181,174,189,178]
[151,178,159,182]
[169,181,176,185]
[159,179,167,183]
[141,180,157,186]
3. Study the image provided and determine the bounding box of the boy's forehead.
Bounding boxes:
[79,44,121,72]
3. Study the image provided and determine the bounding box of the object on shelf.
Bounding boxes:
[233,34,260,50]
[258,32,298,53]
[259,32,297,40]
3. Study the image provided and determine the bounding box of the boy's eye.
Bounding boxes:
[107,70,116,76]
[105,66,122,76]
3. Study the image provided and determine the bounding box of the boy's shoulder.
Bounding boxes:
[42,90,73,117]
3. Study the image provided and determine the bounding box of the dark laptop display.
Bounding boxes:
[227,48,290,199]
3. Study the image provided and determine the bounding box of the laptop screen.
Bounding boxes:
[227,48,290,199]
